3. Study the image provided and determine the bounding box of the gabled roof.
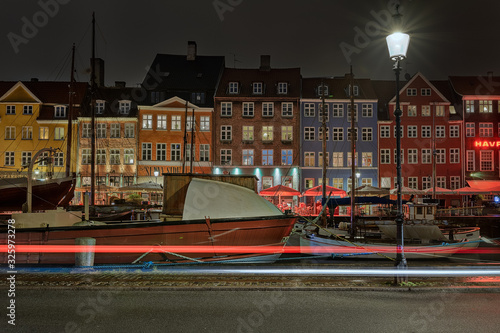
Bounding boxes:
[151,96,199,109]
[388,72,449,104]
[371,80,396,121]
[301,75,377,100]
[449,75,500,96]
[0,81,42,103]
[215,67,301,98]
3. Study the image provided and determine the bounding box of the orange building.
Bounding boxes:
[137,97,213,191]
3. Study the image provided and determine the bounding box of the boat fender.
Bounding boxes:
[306,233,315,239]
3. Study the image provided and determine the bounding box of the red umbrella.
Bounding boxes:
[303,185,346,197]
[259,185,301,197]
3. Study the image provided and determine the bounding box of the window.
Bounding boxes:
[125,123,134,138]
[54,152,64,167]
[381,177,391,188]
[185,144,195,161]
[142,115,153,129]
[278,82,288,94]
[450,125,459,138]
[408,177,418,189]
[282,102,293,117]
[318,152,329,167]
[262,102,274,117]
[422,105,430,116]
[381,149,391,164]
[221,102,232,117]
[394,125,404,138]
[436,148,446,164]
[96,123,106,138]
[262,149,273,165]
[171,115,181,130]
[332,127,343,141]
[348,85,359,96]
[422,149,432,164]
[480,151,493,171]
[479,123,493,137]
[407,88,417,96]
[408,149,418,164]
[39,127,49,140]
[242,149,254,165]
[479,100,492,113]
[221,149,232,165]
[38,152,49,166]
[156,143,166,161]
[123,176,133,187]
[317,85,328,96]
[55,127,64,140]
[22,152,31,166]
[228,82,239,94]
[304,103,315,117]
[6,105,15,115]
[362,128,372,141]
[422,177,431,190]
[142,143,152,161]
[281,149,293,165]
[332,178,343,190]
[347,152,358,166]
[318,127,329,141]
[467,151,475,171]
[252,82,263,94]
[186,116,195,131]
[436,105,445,116]
[119,101,131,114]
[347,104,358,122]
[243,102,254,117]
[82,123,91,138]
[5,126,15,140]
[450,148,460,163]
[394,149,404,164]
[362,104,373,117]
[96,149,106,164]
[109,176,120,187]
[157,115,167,130]
[332,152,343,167]
[82,149,91,164]
[437,176,446,189]
[242,126,254,141]
[200,116,210,131]
[407,105,417,117]
[421,88,431,96]
[95,100,105,114]
[262,126,273,141]
[23,105,33,115]
[55,106,66,118]
[436,126,445,138]
[171,144,181,161]
[362,152,372,167]
[124,149,134,164]
[221,125,232,141]
[304,127,315,141]
[96,176,106,186]
[361,178,372,187]
[450,176,460,190]
[110,123,120,138]
[466,123,475,137]
[421,126,431,138]
[305,178,315,189]
[191,92,205,104]
[332,104,343,117]
[380,126,390,138]
[347,128,358,141]
[408,125,417,138]
[318,104,329,122]
[200,144,210,162]
[304,152,315,167]
[281,126,292,141]
[22,126,32,140]
[4,152,14,166]
[465,100,474,113]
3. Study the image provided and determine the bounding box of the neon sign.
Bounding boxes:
[474,140,500,148]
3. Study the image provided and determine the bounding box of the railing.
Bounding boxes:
[436,206,484,217]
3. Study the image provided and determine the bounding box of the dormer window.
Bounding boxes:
[54,105,67,118]
[317,85,328,97]
[95,100,105,114]
[119,100,131,114]
[228,82,239,94]
[278,82,288,94]
[252,82,263,94]
[348,85,359,96]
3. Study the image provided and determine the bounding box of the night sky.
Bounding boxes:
[2,0,500,86]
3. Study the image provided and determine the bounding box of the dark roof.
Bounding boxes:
[79,86,139,117]
[215,67,301,98]
[430,80,463,120]
[449,75,500,96]
[301,75,377,99]
[371,80,395,121]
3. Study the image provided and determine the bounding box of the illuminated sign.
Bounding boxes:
[474,140,500,148]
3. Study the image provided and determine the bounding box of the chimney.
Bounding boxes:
[259,55,271,71]
[115,81,126,88]
[91,58,105,87]
[187,41,197,61]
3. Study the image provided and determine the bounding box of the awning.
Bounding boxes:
[259,185,301,197]
[455,180,500,195]
[424,187,457,195]
[349,185,390,197]
[389,186,425,195]
[302,185,346,197]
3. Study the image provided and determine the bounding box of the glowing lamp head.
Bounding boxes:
[386,32,410,60]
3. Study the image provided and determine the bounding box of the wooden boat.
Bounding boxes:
[0,174,297,265]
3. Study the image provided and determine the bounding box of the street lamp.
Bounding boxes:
[153,170,159,183]
[355,172,361,187]
[386,31,410,282]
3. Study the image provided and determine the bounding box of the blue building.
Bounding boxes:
[300,75,379,195]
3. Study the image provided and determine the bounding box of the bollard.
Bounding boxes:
[75,237,96,267]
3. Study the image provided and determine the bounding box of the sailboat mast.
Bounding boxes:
[321,80,327,226]
[66,43,75,177]
[90,12,96,206]
[350,66,356,238]
[190,108,195,173]
[182,101,188,173]
[432,104,436,200]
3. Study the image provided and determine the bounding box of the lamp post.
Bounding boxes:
[355,172,360,187]
[386,32,410,282]
[153,170,159,183]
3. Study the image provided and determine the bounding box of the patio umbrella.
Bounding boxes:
[389,186,425,195]
[303,185,346,197]
[259,184,301,197]
[119,181,163,192]
[349,185,390,197]
[424,187,457,195]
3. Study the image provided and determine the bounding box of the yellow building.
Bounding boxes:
[0,80,88,179]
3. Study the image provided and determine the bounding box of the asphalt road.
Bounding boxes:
[5,289,500,333]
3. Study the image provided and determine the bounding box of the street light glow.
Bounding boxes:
[386,32,410,60]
